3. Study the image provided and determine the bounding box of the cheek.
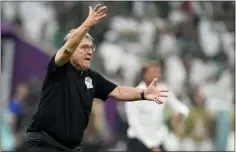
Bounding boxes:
[73,51,84,60]
[150,72,158,78]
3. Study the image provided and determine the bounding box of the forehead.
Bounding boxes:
[80,38,93,45]
[146,66,162,74]
[147,65,158,71]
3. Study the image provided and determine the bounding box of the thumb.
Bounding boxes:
[150,78,158,87]
[89,6,92,15]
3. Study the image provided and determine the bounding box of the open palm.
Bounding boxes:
[86,4,107,26]
[145,78,169,104]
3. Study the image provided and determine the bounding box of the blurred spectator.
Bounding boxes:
[17,77,42,138]
[163,112,186,151]
[182,88,213,151]
[125,61,189,152]
[7,83,29,150]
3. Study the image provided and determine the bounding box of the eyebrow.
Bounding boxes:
[80,44,96,47]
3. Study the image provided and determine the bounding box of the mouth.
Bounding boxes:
[85,57,91,62]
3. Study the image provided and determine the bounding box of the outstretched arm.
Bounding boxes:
[109,86,144,101]
[109,78,169,104]
[55,4,107,66]
[95,73,169,104]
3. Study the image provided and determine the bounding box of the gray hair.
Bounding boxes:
[63,29,94,45]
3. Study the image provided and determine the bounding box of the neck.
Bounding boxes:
[70,60,85,71]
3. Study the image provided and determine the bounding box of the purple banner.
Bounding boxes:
[12,38,50,89]
[1,21,51,96]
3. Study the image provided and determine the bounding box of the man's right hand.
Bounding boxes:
[84,4,107,27]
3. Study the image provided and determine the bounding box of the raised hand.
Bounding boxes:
[85,4,107,27]
[144,78,169,104]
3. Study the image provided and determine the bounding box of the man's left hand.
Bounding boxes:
[144,78,169,104]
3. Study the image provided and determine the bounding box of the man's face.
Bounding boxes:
[71,38,94,70]
[144,65,163,85]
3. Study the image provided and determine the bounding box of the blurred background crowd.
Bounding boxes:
[1,1,235,151]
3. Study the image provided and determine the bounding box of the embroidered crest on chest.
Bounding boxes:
[85,76,93,89]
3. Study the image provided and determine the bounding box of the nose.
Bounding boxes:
[87,50,92,56]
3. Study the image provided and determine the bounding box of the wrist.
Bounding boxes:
[82,20,92,29]
[140,89,147,100]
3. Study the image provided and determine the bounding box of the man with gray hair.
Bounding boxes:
[26,4,169,152]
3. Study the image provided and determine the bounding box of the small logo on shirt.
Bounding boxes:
[85,76,93,89]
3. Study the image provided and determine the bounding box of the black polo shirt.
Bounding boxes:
[27,55,117,148]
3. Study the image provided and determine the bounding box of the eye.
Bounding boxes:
[79,44,96,52]
[81,45,87,49]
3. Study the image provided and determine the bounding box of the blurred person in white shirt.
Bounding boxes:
[125,61,189,152]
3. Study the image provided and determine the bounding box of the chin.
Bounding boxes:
[83,64,90,69]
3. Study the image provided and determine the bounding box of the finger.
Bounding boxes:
[89,6,93,15]
[159,88,169,92]
[94,4,101,12]
[155,97,164,104]
[97,8,107,17]
[153,99,160,104]
[153,97,163,104]
[97,11,107,18]
[158,94,168,98]
[97,6,107,14]
[97,13,107,20]
[154,99,163,104]
[150,78,158,87]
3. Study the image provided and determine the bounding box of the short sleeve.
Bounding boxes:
[47,54,69,75]
[47,54,59,73]
[95,72,117,101]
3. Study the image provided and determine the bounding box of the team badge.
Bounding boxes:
[85,76,93,89]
